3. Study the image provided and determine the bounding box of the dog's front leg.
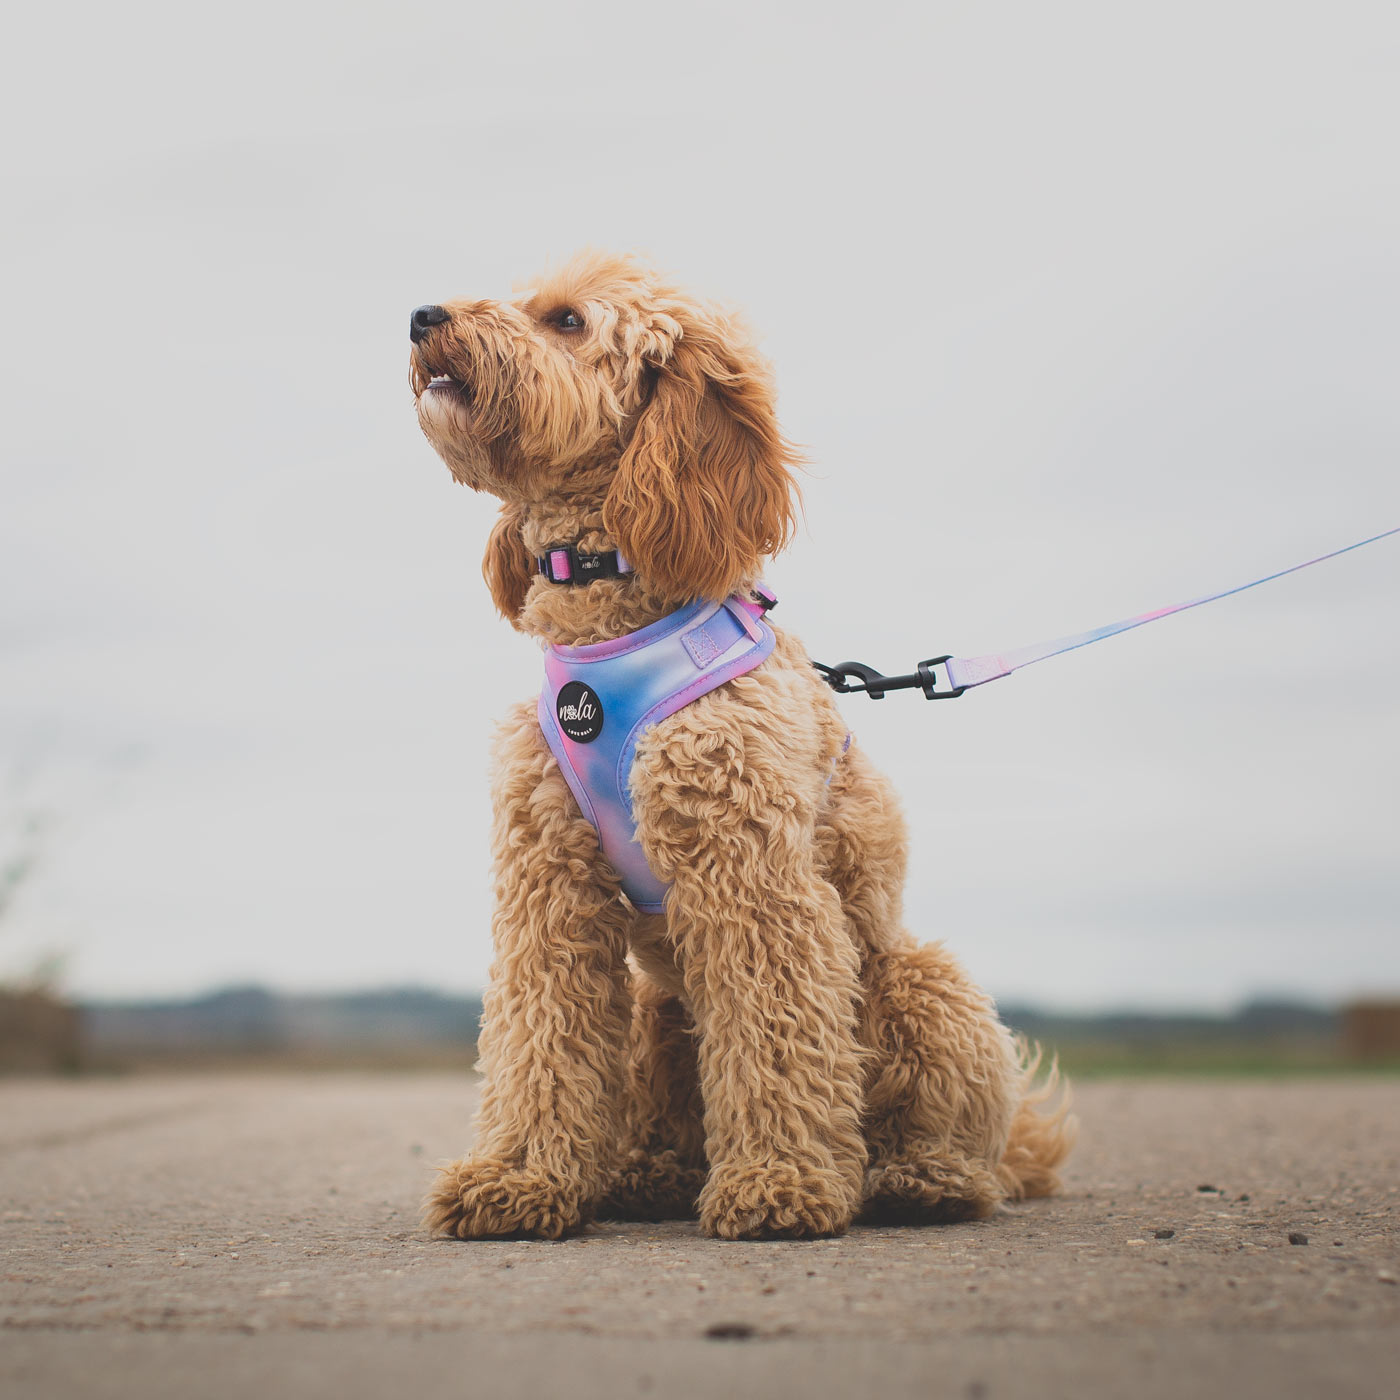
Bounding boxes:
[425,703,632,1239]
[633,721,868,1240]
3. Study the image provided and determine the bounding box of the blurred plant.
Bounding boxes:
[0,803,70,995]
[0,809,46,924]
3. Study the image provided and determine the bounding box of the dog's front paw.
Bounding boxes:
[700,1160,857,1240]
[598,1149,705,1221]
[423,1156,588,1240]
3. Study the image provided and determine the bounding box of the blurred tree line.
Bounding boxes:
[1,803,81,1072]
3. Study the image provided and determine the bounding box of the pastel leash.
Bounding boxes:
[815,526,1400,700]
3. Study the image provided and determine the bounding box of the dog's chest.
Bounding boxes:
[537,595,776,913]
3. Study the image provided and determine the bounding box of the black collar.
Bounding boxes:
[536,543,634,586]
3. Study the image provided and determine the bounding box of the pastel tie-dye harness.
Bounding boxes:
[538,591,777,913]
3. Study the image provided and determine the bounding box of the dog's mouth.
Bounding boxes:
[426,374,469,401]
[411,347,473,405]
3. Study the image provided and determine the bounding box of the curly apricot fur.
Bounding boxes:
[412,252,1073,1241]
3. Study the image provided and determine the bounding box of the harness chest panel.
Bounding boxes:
[537,595,776,913]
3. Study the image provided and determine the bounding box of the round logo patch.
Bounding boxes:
[556,681,604,743]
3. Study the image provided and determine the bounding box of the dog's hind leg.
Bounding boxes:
[855,941,1023,1221]
[818,744,1070,1222]
[424,701,634,1240]
[598,951,707,1221]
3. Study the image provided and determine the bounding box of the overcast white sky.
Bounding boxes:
[2,2,1397,1009]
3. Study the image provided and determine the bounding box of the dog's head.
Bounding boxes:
[410,251,800,613]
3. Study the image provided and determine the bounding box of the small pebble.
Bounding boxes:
[1154,1229,1175,1240]
[1196,1185,1220,1194]
[1288,1232,1309,1246]
[705,1322,755,1341]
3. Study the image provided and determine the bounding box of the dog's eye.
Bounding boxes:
[555,309,584,331]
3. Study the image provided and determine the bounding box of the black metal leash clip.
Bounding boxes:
[812,655,966,701]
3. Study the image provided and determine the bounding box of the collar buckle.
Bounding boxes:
[537,543,633,586]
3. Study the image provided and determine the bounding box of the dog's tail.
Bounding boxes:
[997,1036,1077,1200]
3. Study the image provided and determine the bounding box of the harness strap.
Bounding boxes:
[538,592,778,913]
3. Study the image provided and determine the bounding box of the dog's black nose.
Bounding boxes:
[410,304,450,344]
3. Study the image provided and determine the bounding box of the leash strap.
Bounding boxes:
[816,526,1400,700]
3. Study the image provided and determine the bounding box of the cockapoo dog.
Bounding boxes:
[410,252,1073,1240]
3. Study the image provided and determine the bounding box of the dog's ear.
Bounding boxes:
[482,502,534,627]
[604,310,800,601]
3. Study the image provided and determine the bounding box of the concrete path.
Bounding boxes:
[3,1074,1398,1398]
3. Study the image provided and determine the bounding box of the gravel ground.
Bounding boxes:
[2,1073,1398,1398]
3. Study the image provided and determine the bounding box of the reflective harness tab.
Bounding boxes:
[538,594,776,913]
